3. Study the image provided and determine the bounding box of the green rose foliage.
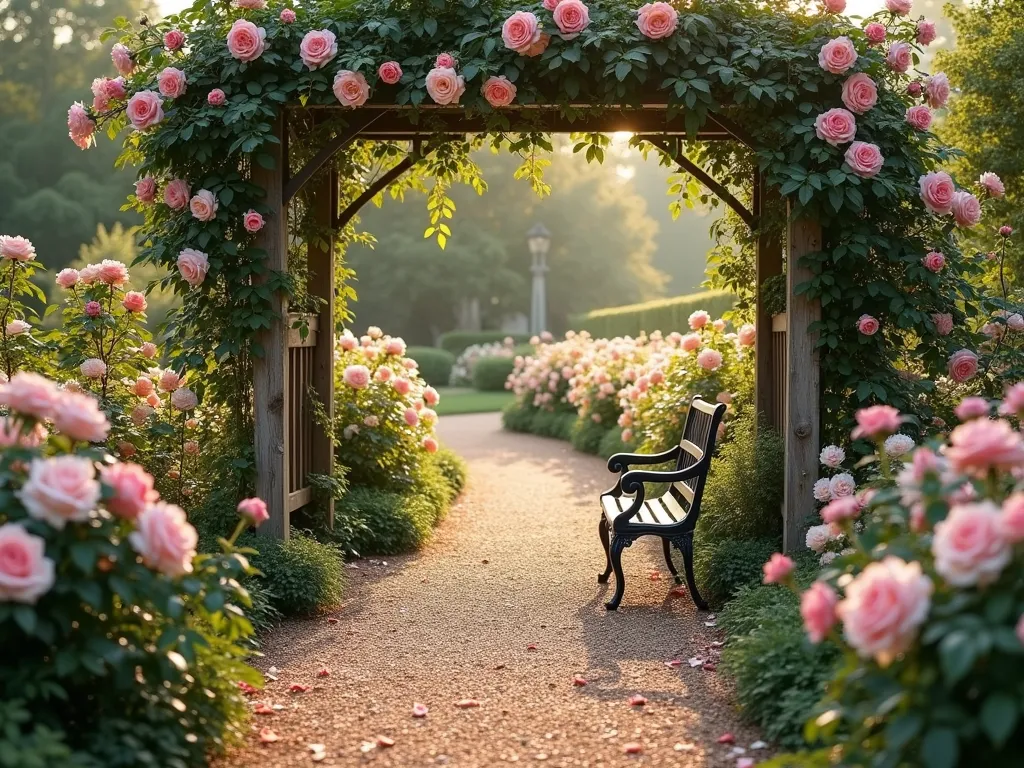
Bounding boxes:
[81,0,1002,453]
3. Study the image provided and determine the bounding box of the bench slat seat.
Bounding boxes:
[596,396,727,612]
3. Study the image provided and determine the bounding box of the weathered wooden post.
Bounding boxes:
[753,174,783,429]
[783,213,822,553]
[251,113,290,539]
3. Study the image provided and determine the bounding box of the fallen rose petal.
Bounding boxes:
[731,746,747,755]
[327,617,339,624]
[623,742,644,754]
[572,674,587,687]
[688,657,704,667]
[649,571,661,581]
[628,694,647,706]
[717,732,735,744]
[737,759,755,768]
[665,659,682,669]
[359,741,376,753]
[316,668,330,678]
[412,702,429,717]
[750,740,768,750]
[455,698,481,709]
[254,703,275,715]
[704,620,718,627]
[268,666,279,675]
[289,683,311,693]
[377,736,395,748]
[258,728,279,743]
[526,643,538,651]
[239,681,258,695]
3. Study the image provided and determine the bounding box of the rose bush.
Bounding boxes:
[450,339,515,387]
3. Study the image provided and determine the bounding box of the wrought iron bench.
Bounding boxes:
[598,396,727,611]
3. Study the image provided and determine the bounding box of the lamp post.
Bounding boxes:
[527,223,551,335]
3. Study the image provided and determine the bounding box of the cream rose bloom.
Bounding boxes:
[18,456,101,529]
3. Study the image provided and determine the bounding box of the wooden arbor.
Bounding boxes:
[252,103,820,553]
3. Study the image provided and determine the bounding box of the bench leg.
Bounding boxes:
[662,539,683,584]
[674,534,709,611]
[605,535,632,611]
[597,516,612,584]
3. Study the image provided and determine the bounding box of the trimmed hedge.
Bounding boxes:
[406,346,455,386]
[568,289,736,338]
[437,331,532,356]
[242,530,345,616]
[472,356,515,391]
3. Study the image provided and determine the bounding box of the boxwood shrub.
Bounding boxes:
[405,346,455,386]
[437,331,531,356]
[243,531,345,616]
[472,356,515,391]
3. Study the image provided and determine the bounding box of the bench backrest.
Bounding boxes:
[670,396,728,527]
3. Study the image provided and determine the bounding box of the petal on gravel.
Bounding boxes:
[258,728,279,743]
[623,742,644,754]
[628,694,647,706]
[254,703,275,715]
[750,741,768,750]
[239,681,258,696]
[526,643,538,651]
[737,759,755,768]
[670,586,688,597]
[572,675,587,687]
[326,617,339,624]
[455,699,481,709]
[289,683,311,693]
[688,657,704,667]
[412,702,429,718]
[316,668,330,678]
[717,733,736,744]
[648,571,661,581]
[377,736,396,748]
[665,659,682,669]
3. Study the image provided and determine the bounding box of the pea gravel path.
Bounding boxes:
[222,413,764,767]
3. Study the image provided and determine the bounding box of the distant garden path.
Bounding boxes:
[224,413,761,766]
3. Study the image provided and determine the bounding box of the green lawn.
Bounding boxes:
[434,387,515,416]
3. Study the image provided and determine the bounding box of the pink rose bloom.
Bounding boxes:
[385,338,406,356]
[159,370,181,392]
[67,103,95,150]
[423,386,440,406]
[814,107,857,146]
[801,581,839,643]
[818,36,858,74]
[924,73,950,108]
[170,387,198,411]
[18,456,100,529]
[922,251,945,272]
[374,366,392,383]
[837,556,932,666]
[841,73,876,115]
[523,33,552,58]
[886,42,912,73]
[951,190,981,228]
[0,524,55,604]
[1000,382,1024,417]
[502,11,541,54]
[905,105,932,131]
[100,463,158,520]
[84,300,101,317]
[126,90,164,131]
[190,190,218,222]
[857,314,879,336]
[130,502,198,577]
[636,2,678,40]
[243,210,265,233]
[97,259,129,286]
[227,19,267,63]
[917,20,937,46]
[907,80,923,97]
[482,76,517,108]
[946,418,1024,477]
[425,67,465,105]
[123,291,147,313]
[955,396,989,422]
[338,333,357,351]
[884,0,912,16]
[762,553,795,584]
[208,88,226,106]
[947,348,978,383]
[55,268,79,289]
[141,341,158,359]
[0,372,59,419]
[933,502,1010,587]
[688,310,710,330]
[164,178,191,210]
[919,171,955,214]
[164,29,185,51]
[0,235,35,262]
[91,77,126,112]
[696,348,723,371]
[343,364,371,389]
[821,0,846,11]
[234,0,267,8]
[736,323,756,347]
[423,436,439,453]
[6,319,28,336]
[979,172,1004,198]
[133,377,154,397]
[393,377,412,396]
[852,404,902,439]
[237,497,269,527]
[404,407,419,426]
[931,312,953,336]
[864,22,886,45]
[999,493,1024,543]
[177,248,210,287]
[378,61,403,85]
[845,141,884,178]
[333,70,371,107]
[111,43,134,76]
[999,226,1013,238]
[680,333,702,352]
[80,358,106,379]
[131,404,154,426]
[821,496,860,524]
[135,176,157,204]
[543,0,560,8]
[146,392,161,408]
[828,472,856,499]
[157,67,187,99]
[435,53,456,68]
[52,392,110,443]
[300,30,338,71]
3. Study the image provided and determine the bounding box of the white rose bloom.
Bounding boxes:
[805,524,832,553]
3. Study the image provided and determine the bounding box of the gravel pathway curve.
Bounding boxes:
[221,413,763,767]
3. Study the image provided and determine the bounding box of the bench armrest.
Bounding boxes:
[620,463,704,496]
[607,445,680,474]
